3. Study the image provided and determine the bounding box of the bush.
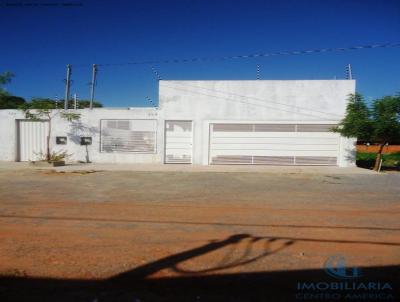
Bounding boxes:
[357,152,400,169]
[35,150,72,162]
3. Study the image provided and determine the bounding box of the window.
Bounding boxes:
[100,119,157,153]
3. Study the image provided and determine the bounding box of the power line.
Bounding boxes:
[160,83,339,120]
[73,42,400,68]
[170,82,342,118]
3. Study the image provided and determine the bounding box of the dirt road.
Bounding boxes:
[0,168,399,301]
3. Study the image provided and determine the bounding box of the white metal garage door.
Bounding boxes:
[209,123,339,165]
[18,120,49,162]
[165,120,193,163]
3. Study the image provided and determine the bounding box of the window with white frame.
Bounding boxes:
[100,119,157,153]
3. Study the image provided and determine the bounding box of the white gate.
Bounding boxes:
[164,120,193,163]
[18,120,49,161]
[209,123,340,165]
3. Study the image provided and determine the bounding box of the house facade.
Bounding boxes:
[0,80,356,167]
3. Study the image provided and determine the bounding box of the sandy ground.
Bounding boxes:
[0,166,399,301]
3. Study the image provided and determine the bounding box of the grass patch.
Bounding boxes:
[356,152,400,169]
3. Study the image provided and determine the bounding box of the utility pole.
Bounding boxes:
[64,64,72,110]
[346,64,353,80]
[90,64,97,109]
[73,93,78,110]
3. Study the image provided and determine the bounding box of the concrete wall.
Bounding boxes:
[159,80,356,166]
[0,80,357,166]
[0,110,25,161]
[0,108,162,164]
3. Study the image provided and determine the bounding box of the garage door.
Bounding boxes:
[18,120,49,161]
[165,121,193,163]
[209,123,339,165]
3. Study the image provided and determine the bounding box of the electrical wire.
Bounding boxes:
[160,83,341,120]
[73,42,400,68]
[170,82,343,118]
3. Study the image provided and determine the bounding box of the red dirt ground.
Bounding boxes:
[0,169,399,301]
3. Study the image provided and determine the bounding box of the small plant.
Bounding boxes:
[48,150,71,162]
[34,150,72,163]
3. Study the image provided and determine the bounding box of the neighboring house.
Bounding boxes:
[0,80,356,167]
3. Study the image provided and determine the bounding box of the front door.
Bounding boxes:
[164,120,193,163]
[18,120,49,161]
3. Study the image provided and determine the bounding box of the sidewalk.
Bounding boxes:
[0,161,376,174]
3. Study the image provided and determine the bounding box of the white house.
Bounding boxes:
[0,80,356,167]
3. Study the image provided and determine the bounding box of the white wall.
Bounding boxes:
[159,80,356,166]
[0,110,25,161]
[0,80,357,166]
[0,108,163,164]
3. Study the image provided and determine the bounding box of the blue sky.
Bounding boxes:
[0,0,399,107]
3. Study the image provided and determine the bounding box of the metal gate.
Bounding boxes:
[164,120,193,163]
[209,123,339,165]
[18,120,49,161]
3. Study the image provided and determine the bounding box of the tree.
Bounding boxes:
[22,98,103,109]
[0,71,27,108]
[72,100,103,108]
[333,93,400,171]
[0,71,15,96]
[370,96,400,170]
[20,99,80,161]
[0,95,26,109]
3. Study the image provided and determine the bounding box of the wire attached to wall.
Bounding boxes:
[151,66,163,81]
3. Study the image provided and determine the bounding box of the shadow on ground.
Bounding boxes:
[0,234,399,302]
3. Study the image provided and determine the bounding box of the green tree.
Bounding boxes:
[0,71,14,95]
[333,93,400,171]
[0,95,26,109]
[370,96,400,170]
[72,99,103,108]
[23,98,103,109]
[20,99,81,161]
[0,71,28,108]
[0,71,14,93]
